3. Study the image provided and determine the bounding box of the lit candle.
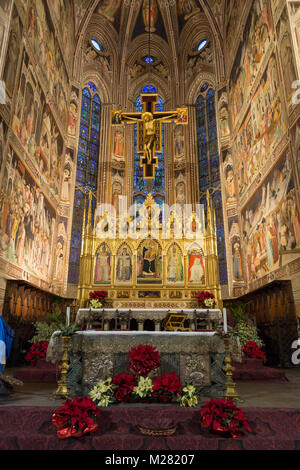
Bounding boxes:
[223,308,228,334]
[66,307,70,327]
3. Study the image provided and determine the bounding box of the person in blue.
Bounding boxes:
[0,316,14,395]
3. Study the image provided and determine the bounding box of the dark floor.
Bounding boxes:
[1,368,300,409]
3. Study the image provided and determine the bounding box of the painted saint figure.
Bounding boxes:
[116,248,132,283]
[94,245,111,283]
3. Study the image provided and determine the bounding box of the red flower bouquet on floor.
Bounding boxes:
[152,372,182,402]
[112,373,136,403]
[52,396,100,439]
[200,398,251,438]
[25,341,49,366]
[196,291,216,309]
[129,345,161,377]
[242,341,266,361]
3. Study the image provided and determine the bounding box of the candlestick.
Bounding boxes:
[66,307,70,327]
[223,308,227,334]
[223,334,242,402]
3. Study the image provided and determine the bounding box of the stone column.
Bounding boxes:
[154,319,161,332]
[137,320,144,331]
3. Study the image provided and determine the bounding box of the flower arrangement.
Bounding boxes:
[129,344,161,377]
[25,341,49,366]
[52,396,100,439]
[133,376,154,400]
[89,378,117,407]
[89,291,108,309]
[200,398,251,438]
[178,384,199,408]
[242,341,266,361]
[235,320,263,348]
[152,372,182,402]
[196,291,216,309]
[112,373,136,403]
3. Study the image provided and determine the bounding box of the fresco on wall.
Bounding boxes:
[68,87,79,137]
[225,0,244,64]
[232,53,286,199]
[95,0,121,23]
[222,149,237,204]
[112,126,124,158]
[229,0,272,129]
[27,0,69,127]
[241,150,300,283]
[276,6,298,106]
[2,5,23,97]
[61,148,74,203]
[53,217,67,282]
[0,118,7,179]
[12,62,64,201]
[291,118,300,182]
[174,125,185,159]
[51,0,74,64]
[0,146,56,281]
[228,217,243,281]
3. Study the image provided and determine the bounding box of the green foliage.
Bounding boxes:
[227,303,249,324]
[30,300,72,343]
[235,320,263,348]
[55,322,79,337]
[30,322,58,343]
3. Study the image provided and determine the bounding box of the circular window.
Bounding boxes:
[197,39,208,52]
[143,55,155,64]
[91,39,102,52]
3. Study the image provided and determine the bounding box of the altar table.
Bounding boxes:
[47,330,227,397]
[75,308,223,331]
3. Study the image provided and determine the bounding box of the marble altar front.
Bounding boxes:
[47,330,228,397]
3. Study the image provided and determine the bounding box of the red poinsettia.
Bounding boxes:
[112,373,136,403]
[129,345,161,376]
[242,341,266,361]
[196,291,216,309]
[52,396,100,439]
[200,398,251,438]
[89,291,108,301]
[25,341,49,366]
[152,372,182,398]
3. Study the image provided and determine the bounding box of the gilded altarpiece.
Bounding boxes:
[77,194,222,309]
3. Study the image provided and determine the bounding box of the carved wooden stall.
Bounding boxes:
[2,280,75,366]
[225,281,299,367]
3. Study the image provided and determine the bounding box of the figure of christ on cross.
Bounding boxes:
[112,93,188,179]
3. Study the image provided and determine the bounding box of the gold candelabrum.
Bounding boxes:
[53,335,71,399]
[223,334,242,402]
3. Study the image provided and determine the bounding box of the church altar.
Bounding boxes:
[47,327,229,398]
[75,307,223,331]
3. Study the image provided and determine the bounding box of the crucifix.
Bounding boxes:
[112,93,188,180]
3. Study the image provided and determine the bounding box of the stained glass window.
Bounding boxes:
[68,83,101,285]
[196,87,228,285]
[133,88,165,208]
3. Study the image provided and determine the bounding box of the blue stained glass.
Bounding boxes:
[133,88,165,200]
[69,86,101,285]
[88,82,97,92]
[196,87,228,284]
[142,85,157,93]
